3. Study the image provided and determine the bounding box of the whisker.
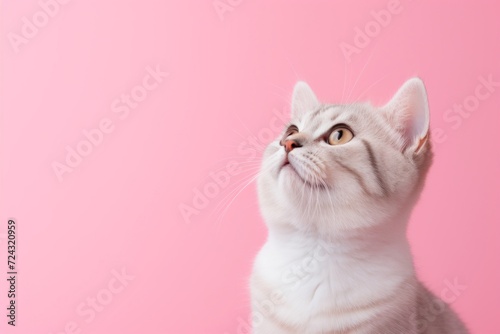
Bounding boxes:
[210,156,280,227]
[353,74,389,103]
[346,49,375,103]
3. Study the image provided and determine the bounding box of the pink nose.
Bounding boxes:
[284,139,300,153]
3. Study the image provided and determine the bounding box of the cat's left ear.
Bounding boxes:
[291,81,320,119]
[382,77,430,153]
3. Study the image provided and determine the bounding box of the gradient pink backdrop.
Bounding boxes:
[1,1,499,333]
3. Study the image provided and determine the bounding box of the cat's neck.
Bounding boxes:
[264,214,415,279]
[272,217,407,246]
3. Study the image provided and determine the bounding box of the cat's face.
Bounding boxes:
[258,79,433,235]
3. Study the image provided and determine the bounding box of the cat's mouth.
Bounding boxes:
[280,155,293,172]
[280,157,324,189]
[281,163,303,181]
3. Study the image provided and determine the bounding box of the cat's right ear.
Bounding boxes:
[291,81,320,120]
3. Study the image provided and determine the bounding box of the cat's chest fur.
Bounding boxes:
[251,232,416,333]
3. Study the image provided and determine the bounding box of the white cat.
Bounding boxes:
[251,78,469,333]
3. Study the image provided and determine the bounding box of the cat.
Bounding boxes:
[250,78,469,334]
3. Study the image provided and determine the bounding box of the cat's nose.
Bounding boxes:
[283,139,302,153]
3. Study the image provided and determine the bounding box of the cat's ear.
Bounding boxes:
[382,77,430,153]
[291,81,320,119]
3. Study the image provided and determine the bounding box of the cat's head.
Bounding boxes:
[257,78,433,236]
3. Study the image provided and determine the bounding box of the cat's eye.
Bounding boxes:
[328,127,354,145]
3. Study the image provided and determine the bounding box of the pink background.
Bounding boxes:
[1,0,499,333]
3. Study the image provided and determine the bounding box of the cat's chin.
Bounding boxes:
[279,164,327,190]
